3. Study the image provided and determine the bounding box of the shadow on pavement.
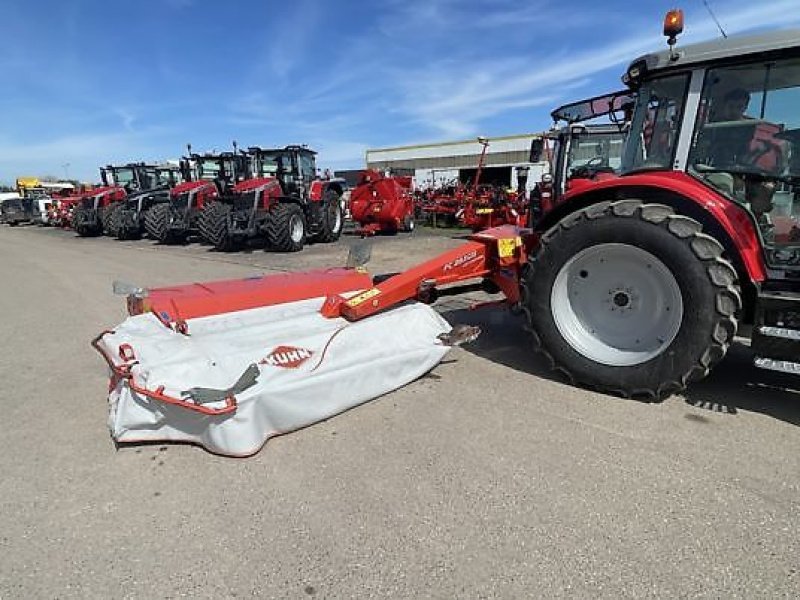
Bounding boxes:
[439,305,564,385]
[441,306,800,427]
[682,343,800,426]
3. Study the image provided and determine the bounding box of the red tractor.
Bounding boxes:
[109,163,187,240]
[71,164,155,237]
[198,145,344,252]
[349,169,416,235]
[145,148,249,244]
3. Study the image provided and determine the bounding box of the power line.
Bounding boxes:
[702,0,728,38]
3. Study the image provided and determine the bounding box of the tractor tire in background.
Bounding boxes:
[266,203,306,252]
[73,205,99,237]
[144,202,172,243]
[103,203,123,237]
[402,214,415,233]
[116,210,142,241]
[315,189,343,243]
[522,199,741,400]
[198,201,236,251]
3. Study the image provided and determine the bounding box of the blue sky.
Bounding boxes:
[2,0,800,183]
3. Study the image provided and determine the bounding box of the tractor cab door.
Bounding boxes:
[297,152,317,189]
[686,57,800,270]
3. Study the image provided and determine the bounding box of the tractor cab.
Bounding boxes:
[193,151,250,190]
[620,20,800,271]
[153,163,185,187]
[100,163,156,194]
[248,145,318,198]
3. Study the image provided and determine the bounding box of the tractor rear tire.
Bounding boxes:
[144,202,171,243]
[198,201,236,251]
[103,204,123,237]
[266,203,306,252]
[316,189,343,243]
[522,199,741,400]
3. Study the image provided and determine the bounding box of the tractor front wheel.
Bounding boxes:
[198,201,236,251]
[522,199,741,399]
[103,204,123,237]
[316,189,343,243]
[72,206,92,237]
[144,202,172,243]
[266,203,306,252]
[402,214,415,233]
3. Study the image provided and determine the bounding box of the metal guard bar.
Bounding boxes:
[91,331,237,416]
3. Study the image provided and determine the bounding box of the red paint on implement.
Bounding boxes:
[133,267,373,322]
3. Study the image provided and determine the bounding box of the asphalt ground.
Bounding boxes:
[0,222,798,599]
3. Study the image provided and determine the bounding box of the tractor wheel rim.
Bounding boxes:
[330,201,342,232]
[550,243,683,367]
[290,213,304,243]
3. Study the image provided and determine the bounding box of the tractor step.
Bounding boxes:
[751,290,800,372]
[753,357,800,375]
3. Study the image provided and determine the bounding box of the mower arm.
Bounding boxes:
[321,225,531,321]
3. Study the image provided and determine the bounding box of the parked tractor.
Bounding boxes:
[513,12,800,394]
[198,145,344,252]
[109,163,187,240]
[349,169,416,235]
[71,163,153,237]
[145,148,249,244]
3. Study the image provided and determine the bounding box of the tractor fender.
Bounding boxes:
[536,171,767,285]
[310,180,344,202]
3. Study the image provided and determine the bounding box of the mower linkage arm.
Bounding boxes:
[320,225,531,321]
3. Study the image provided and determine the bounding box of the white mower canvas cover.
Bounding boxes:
[97,298,452,456]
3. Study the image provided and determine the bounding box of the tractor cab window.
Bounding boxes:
[622,74,690,171]
[298,153,316,181]
[566,130,625,179]
[687,58,800,263]
[198,159,225,180]
[112,168,139,189]
[138,170,157,190]
[155,169,177,186]
[254,152,281,177]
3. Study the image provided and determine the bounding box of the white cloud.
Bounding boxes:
[387,0,800,136]
[0,131,165,182]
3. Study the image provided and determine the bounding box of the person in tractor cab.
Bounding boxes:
[715,87,751,122]
[695,82,789,242]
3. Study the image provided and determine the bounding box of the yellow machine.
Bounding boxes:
[15,177,75,198]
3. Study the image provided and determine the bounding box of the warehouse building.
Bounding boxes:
[365,133,548,193]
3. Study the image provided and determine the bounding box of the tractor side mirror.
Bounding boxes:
[529,138,544,163]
